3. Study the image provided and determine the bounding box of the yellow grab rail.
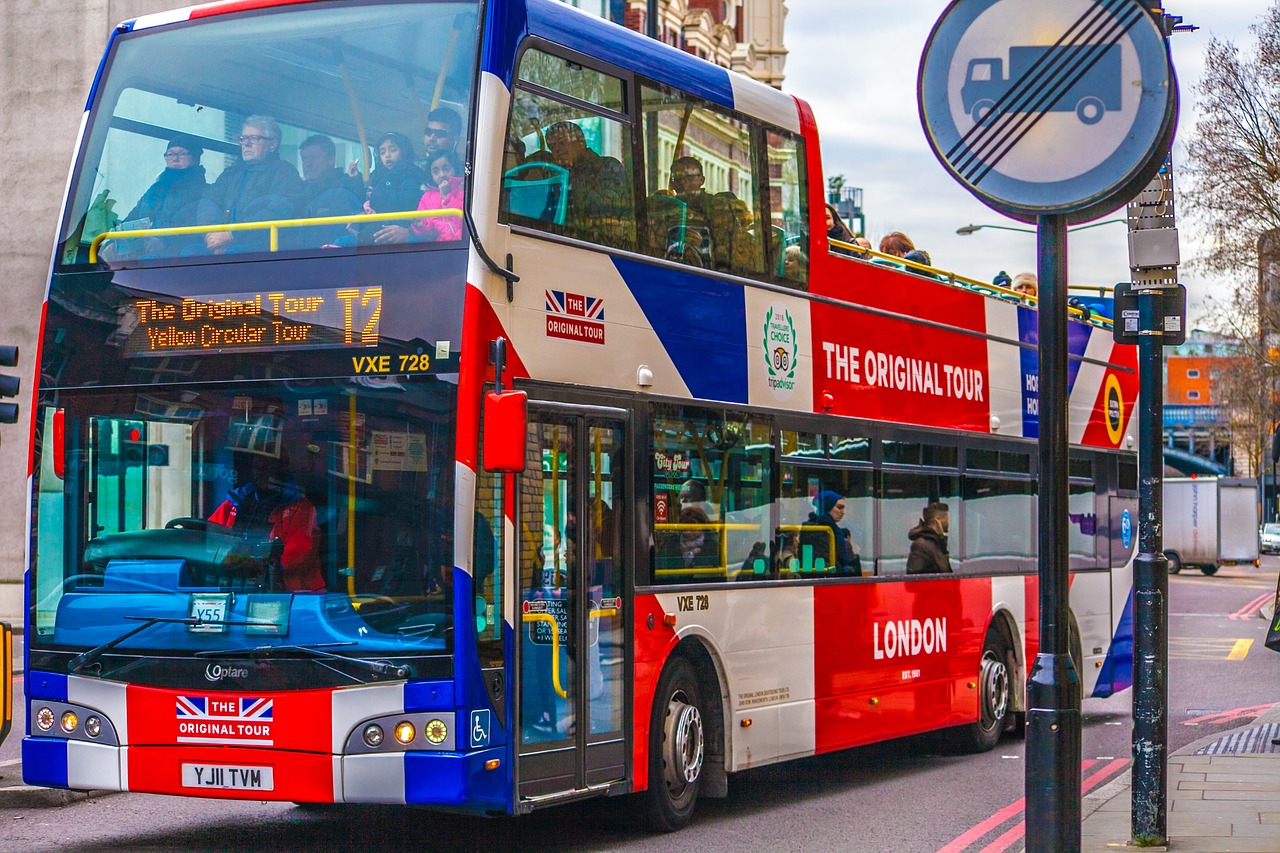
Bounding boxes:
[520,607,618,700]
[87,208,464,264]
[828,238,1114,329]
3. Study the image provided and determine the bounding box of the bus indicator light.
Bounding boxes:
[35,707,54,731]
[394,721,415,745]
[60,711,78,733]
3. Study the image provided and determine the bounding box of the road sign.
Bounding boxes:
[919,0,1177,222]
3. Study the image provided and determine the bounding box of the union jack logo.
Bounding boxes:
[176,696,273,720]
[546,290,604,320]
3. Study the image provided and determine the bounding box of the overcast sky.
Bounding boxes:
[782,1,1267,321]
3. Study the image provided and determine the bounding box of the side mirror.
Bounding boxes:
[483,391,527,473]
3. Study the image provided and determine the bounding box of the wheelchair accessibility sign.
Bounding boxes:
[919,0,1176,222]
[470,709,491,749]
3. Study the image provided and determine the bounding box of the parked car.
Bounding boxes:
[1261,523,1280,555]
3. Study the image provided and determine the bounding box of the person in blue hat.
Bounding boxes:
[801,490,861,576]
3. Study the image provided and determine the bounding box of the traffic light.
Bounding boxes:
[0,345,17,425]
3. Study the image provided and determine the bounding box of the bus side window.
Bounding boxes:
[765,129,809,288]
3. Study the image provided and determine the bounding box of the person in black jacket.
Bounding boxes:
[358,131,428,246]
[113,134,216,258]
[800,490,861,576]
[296,134,362,247]
[201,115,306,254]
[906,502,953,574]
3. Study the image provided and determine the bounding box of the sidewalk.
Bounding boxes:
[1082,702,1280,852]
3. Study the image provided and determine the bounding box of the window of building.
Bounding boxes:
[1186,369,1200,379]
[1187,390,1201,400]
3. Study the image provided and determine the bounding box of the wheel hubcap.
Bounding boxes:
[979,650,1009,730]
[664,693,704,791]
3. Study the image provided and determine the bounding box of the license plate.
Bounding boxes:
[181,763,274,791]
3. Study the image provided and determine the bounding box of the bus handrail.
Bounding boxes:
[519,608,618,701]
[828,238,1114,330]
[87,208,465,264]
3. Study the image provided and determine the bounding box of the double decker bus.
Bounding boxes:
[26,0,1139,829]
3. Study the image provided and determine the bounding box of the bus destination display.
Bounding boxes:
[123,286,383,357]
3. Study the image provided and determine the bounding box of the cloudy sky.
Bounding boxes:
[782,0,1267,321]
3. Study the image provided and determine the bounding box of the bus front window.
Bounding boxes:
[57,1,479,268]
[33,380,460,683]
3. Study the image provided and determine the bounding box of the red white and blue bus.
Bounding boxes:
[26,0,1138,829]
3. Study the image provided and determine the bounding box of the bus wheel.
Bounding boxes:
[1200,565,1219,576]
[1165,551,1183,575]
[645,656,705,832]
[947,630,1010,753]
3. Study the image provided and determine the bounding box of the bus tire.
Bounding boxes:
[644,656,705,832]
[1165,551,1182,574]
[1200,565,1219,576]
[946,629,1011,753]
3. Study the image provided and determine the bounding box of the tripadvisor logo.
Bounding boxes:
[763,303,798,401]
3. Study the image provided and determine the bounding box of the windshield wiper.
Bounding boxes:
[195,642,413,680]
[68,614,256,674]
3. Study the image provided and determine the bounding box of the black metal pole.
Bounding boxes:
[1131,288,1169,845]
[1026,213,1082,853]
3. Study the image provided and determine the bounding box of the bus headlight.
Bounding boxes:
[61,711,79,733]
[424,719,447,745]
[394,721,415,745]
[362,724,384,748]
[84,716,103,739]
[35,707,54,731]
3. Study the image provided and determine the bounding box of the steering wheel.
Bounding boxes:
[165,517,212,531]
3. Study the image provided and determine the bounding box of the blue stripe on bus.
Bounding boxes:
[482,0,528,89]
[22,738,69,788]
[405,680,455,713]
[25,671,68,703]
[612,256,749,403]
[404,748,509,811]
[519,0,735,109]
[1017,312,1095,439]
[1093,588,1134,697]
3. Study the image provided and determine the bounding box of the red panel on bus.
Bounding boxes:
[126,684,334,753]
[127,744,333,801]
[809,276,992,432]
[812,579,991,753]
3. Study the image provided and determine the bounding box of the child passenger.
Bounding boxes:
[359,131,428,246]
[412,150,465,243]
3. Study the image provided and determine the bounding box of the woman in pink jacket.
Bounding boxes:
[412,151,465,242]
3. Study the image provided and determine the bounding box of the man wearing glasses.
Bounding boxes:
[111,133,215,259]
[203,115,306,254]
[421,107,462,161]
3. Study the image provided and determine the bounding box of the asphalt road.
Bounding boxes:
[0,562,1275,853]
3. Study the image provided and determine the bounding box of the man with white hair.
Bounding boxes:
[203,115,306,254]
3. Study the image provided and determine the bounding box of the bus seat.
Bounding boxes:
[503,163,569,225]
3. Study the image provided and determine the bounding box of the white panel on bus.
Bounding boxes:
[984,300,1027,437]
[68,676,130,745]
[745,289,813,411]
[330,683,405,754]
[341,753,406,804]
[1068,328,1111,445]
[67,740,123,790]
[728,75,802,135]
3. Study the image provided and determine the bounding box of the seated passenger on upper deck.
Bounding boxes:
[296,134,362,246]
[107,134,216,259]
[201,116,307,254]
[648,156,741,271]
[359,132,430,247]
[544,121,633,250]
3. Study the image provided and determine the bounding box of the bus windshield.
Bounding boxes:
[57,0,479,269]
[32,378,472,686]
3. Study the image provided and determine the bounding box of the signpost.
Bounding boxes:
[920,2,1177,849]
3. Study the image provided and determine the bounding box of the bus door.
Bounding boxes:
[516,405,627,800]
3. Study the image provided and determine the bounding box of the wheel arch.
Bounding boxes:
[662,632,730,798]
[984,607,1025,713]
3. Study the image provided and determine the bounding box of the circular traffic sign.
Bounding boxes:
[919,0,1177,223]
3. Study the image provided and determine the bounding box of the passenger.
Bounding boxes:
[825,203,858,256]
[678,478,715,519]
[209,452,324,592]
[649,156,735,269]
[1011,271,1038,299]
[360,132,429,246]
[783,244,808,282]
[374,149,465,245]
[297,134,362,246]
[879,231,915,258]
[992,270,1013,290]
[903,248,943,281]
[854,237,873,251]
[111,133,215,258]
[422,106,463,161]
[671,505,719,570]
[202,116,306,254]
[906,502,953,575]
[410,150,466,243]
[800,491,861,576]
[544,121,632,249]
[718,191,763,271]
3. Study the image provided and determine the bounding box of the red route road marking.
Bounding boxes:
[936,757,1129,853]
[1229,592,1274,621]
[1182,704,1272,726]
